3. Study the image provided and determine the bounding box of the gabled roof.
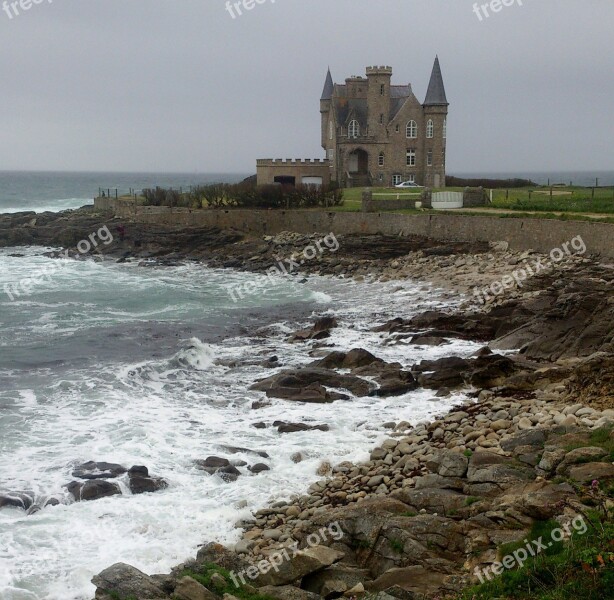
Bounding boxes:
[321,68,334,101]
[424,56,448,106]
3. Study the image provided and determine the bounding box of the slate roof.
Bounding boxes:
[424,56,448,106]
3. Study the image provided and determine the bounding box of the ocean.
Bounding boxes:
[0,172,488,599]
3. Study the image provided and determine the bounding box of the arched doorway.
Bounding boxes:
[348,149,369,175]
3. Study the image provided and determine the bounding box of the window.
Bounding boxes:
[395,124,400,133]
[379,113,384,124]
[406,149,416,167]
[328,149,335,160]
[427,149,433,166]
[378,152,385,167]
[408,174,416,183]
[443,118,447,139]
[348,120,360,138]
[406,120,417,138]
[427,119,434,138]
[329,122,334,140]
[380,84,385,96]
[392,174,402,186]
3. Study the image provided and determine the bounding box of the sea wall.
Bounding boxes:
[94,198,614,258]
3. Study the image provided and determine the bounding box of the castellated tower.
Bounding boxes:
[366,66,392,135]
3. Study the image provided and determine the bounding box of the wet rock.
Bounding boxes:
[72,461,127,480]
[249,464,270,474]
[0,492,34,511]
[290,316,338,342]
[128,466,168,495]
[275,421,330,434]
[251,368,372,401]
[68,480,122,502]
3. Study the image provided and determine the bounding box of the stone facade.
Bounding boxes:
[256,159,331,187]
[320,59,449,188]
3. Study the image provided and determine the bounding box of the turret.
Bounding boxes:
[366,66,392,134]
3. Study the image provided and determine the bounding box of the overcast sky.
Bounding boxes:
[0,0,612,175]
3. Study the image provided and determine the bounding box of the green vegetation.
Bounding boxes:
[457,482,614,600]
[140,182,344,210]
[464,449,474,458]
[465,496,480,507]
[179,563,275,600]
[109,593,137,600]
[389,538,405,553]
[402,510,418,518]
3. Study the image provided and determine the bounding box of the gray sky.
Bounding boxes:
[0,0,612,174]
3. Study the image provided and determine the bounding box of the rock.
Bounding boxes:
[196,457,241,482]
[302,565,370,597]
[0,492,34,511]
[437,451,469,478]
[72,461,127,480]
[255,546,345,587]
[567,462,614,483]
[275,422,330,434]
[219,446,270,459]
[92,563,167,599]
[128,466,168,494]
[258,586,322,600]
[555,447,608,475]
[500,429,546,452]
[537,448,567,475]
[290,316,337,342]
[175,576,219,600]
[249,463,270,474]
[68,480,121,502]
[251,368,372,402]
[197,457,231,470]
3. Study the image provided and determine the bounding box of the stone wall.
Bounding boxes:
[95,198,614,258]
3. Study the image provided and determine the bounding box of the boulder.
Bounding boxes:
[92,563,167,599]
[72,461,127,480]
[255,546,345,587]
[258,586,322,600]
[567,462,614,483]
[68,480,121,502]
[437,451,469,478]
[251,368,373,401]
[128,466,168,495]
[0,492,34,511]
[174,576,219,600]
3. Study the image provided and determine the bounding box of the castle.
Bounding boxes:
[257,58,449,189]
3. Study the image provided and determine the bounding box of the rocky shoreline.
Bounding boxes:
[1,207,613,600]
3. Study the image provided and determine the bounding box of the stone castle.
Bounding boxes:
[257,58,448,189]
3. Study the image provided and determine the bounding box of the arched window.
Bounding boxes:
[443,118,447,139]
[406,120,417,139]
[378,152,385,167]
[348,120,360,138]
[427,119,434,138]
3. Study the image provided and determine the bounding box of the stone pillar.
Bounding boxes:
[421,188,432,208]
[361,189,374,213]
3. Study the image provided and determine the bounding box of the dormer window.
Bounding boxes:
[348,120,360,138]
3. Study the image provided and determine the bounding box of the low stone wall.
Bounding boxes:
[95,197,614,258]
